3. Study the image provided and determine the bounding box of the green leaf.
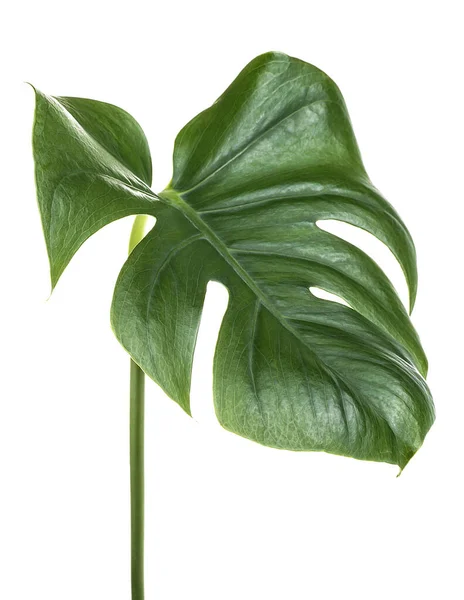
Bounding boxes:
[31,88,156,287]
[32,52,434,469]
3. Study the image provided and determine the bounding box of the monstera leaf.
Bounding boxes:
[32,52,434,470]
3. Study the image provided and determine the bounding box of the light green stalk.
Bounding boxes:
[129,215,148,600]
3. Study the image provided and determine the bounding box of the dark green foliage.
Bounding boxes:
[32,52,434,469]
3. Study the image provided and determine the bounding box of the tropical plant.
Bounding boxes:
[31,51,434,599]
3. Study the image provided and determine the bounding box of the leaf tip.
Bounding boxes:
[25,81,37,93]
[25,82,47,102]
[49,262,63,293]
[396,443,420,475]
[408,288,417,315]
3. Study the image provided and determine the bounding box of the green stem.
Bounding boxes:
[130,359,145,600]
[129,215,149,255]
[129,215,148,600]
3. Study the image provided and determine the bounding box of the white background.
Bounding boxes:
[1,1,463,599]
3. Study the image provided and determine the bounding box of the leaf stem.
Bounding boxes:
[130,359,145,600]
[129,215,149,255]
[129,215,148,600]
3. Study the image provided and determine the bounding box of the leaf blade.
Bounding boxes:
[31,53,434,469]
[31,90,157,287]
[112,52,433,468]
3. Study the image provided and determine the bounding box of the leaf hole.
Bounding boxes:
[316,219,409,309]
[309,287,350,307]
[190,281,229,424]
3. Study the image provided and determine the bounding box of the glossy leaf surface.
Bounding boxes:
[32,89,155,287]
[32,53,434,469]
